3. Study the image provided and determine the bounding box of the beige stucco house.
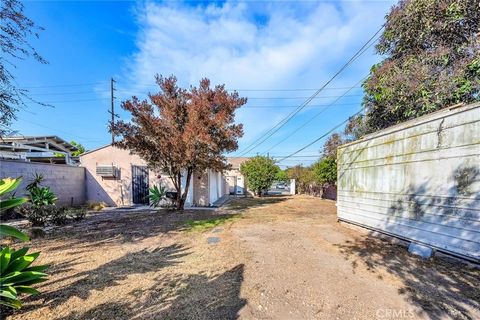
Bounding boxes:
[80,145,229,207]
[224,157,250,196]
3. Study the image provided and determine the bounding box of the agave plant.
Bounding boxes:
[0,177,48,309]
[0,247,48,309]
[148,184,167,208]
[0,178,28,241]
[29,186,57,207]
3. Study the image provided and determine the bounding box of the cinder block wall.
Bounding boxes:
[0,159,86,206]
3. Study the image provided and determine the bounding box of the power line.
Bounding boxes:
[244,94,362,100]
[235,25,383,157]
[262,77,365,154]
[276,107,365,163]
[40,98,110,104]
[20,81,109,89]
[29,90,110,96]
[242,103,359,108]
[15,117,105,143]
[115,85,363,92]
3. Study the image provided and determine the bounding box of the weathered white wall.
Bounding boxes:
[0,159,85,206]
[337,103,480,262]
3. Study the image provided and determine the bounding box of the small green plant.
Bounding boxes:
[0,177,48,309]
[183,215,240,232]
[0,247,48,309]
[29,186,57,207]
[25,173,44,192]
[148,184,167,208]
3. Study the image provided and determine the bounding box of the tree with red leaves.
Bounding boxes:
[111,75,246,210]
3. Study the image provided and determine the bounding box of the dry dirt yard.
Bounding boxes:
[3,195,479,320]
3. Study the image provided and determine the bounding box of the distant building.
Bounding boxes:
[225,157,250,195]
[0,136,79,165]
[80,145,229,207]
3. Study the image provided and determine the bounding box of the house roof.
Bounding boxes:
[79,144,112,157]
[227,157,250,169]
[0,135,78,153]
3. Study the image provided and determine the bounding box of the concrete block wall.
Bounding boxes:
[0,159,86,206]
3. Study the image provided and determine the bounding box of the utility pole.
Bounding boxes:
[109,78,117,145]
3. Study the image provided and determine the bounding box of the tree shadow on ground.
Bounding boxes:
[57,264,246,320]
[336,236,480,320]
[27,244,190,311]
[225,195,289,212]
[44,209,239,251]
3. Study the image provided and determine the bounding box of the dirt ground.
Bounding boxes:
[3,195,479,320]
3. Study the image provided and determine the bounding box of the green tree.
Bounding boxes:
[240,156,279,196]
[312,157,337,185]
[361,0,480,134]
[286,165,316,195]
[54,141,86,157]
[275,169,289,183]
[70,141,86,156]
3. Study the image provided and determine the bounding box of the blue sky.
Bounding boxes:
[12,0,395,167]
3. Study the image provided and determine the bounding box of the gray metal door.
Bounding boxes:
[132,165,149,204]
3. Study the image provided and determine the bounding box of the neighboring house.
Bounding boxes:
[0,136,79,165]
[80,145,228,207]
[225,157,250,195]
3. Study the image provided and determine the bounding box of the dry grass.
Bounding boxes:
[2,195,478,320]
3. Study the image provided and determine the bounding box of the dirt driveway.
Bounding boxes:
[4,196,479,320]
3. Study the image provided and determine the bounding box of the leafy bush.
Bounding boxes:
[29,186,57,206]
[312,157,337,185]
[240,156,280,196]
[16,203,56,227]
[48,207,68,225]
[0,246,48,309]
[148,184,167,207]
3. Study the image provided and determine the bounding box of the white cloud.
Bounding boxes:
[122,0,394,154]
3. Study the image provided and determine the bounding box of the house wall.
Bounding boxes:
[0,159,85,206]
[337,102,480,262]
[193,170,209,206]
[80,145,173,206]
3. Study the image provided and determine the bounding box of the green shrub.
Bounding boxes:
[0,246,48,309]
[148,184,167,208]
[240,156,279,196]
[49,208,68,225]
[312,156,337,185]
[16,203,58,227]
[29,187,57,206]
